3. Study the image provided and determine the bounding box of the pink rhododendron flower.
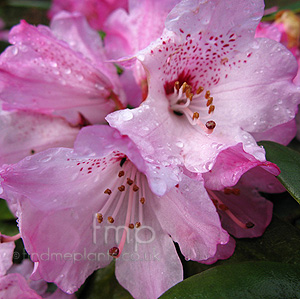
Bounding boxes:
[0,236,16,277]
[107,0,299,190]
[48,0,128,30]
[0,11,125,125]
[0,125,229,298]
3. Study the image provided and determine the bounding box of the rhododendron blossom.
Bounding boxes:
[107,0,300,189]
[0,11,125,126]
[0,125,229,298]
[48,0,128,30]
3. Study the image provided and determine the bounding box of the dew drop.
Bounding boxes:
[176,141,184,148]
[11,47,18,56]
[40,155,52,162]
[50,61,58,68]
[76,74,84,81]
[122,110,133,121]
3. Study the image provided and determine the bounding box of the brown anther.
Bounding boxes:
[140,197,145,204]
[196,86,204,94]
[135,222,141,228]
[246,222,255,229]
[96,213,103,224]
[118,170,125,177]
[118,185,125,192]
[219,204,229,211]
[133,185,139,192]
[182,82,188,93]
[129,223,134,229]
[108,216,115,223]
[188,93,194,101]
[205,90,211,99]
[224,188,232,195]
[174,81,180,91]
[109,247,119,257]
[232,188,240,195]
[206,97,213,107]
[221,57,228,65]
[205,120,216,130]
[127,178,134,185]
[208,105,215,114]
[104,189,112,195]
[192,112,200,120]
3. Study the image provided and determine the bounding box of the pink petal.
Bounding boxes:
[149,175,229,262]
[0,273,41,298]
[8,259,48,296]
[203,144,280,190]
[0,13,124,124]
[0,110,79,165]
[211,183,273,238]
[251,119,297,146]
[76,125,181,196]
[115,205,183,299]
[0,242,15,276]
[239,165,286,194]
[200,236,236,265]
[48,0,128,30]
[255,22,281,41]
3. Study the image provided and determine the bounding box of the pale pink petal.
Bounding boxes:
[0,242,15,276]
[203,144,280,190]
[8,259,48,296]
[0,13,124,124]
[255,22,281,41]
[200,236,235,265]
[0,110,79,165]
[115,205,183,299]
[239,166,286,194]
[211,184,273,238]
[48,0,128,30]
[0,148,124,293]
[251,119,297,145]
[0,273,41,298]
[149,175,229,262]
[75,125,181,196]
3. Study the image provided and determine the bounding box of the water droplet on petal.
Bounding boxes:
[122,110,133,121]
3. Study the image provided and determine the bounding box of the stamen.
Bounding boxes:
[129,223,134,229]
[182,82,188,93]
[207,190,255,230]
[205,90,211,99]
[118,171,124,177]
[118,185,125,192]
[206,97,213,107]
[205,120,216,130]
[193,112,199,120]
[108,216,114,223]
[109,247,119,257]
[140,197,145,204]
[208,105,215,114]
[127,178,133,185]
[175,81,180,91]
[196,86,204,94]
[96,213,103,223]
[133,185,139,192]
[104,189,112,195]
[135,222,141,228]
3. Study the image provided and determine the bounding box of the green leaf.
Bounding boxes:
[0,198,15,221]
[160,261,300,298]
[7,0,51,9]
[263,0,300,21]
[258,141,300,204]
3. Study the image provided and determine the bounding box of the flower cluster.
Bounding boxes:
[0,0,299,298]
